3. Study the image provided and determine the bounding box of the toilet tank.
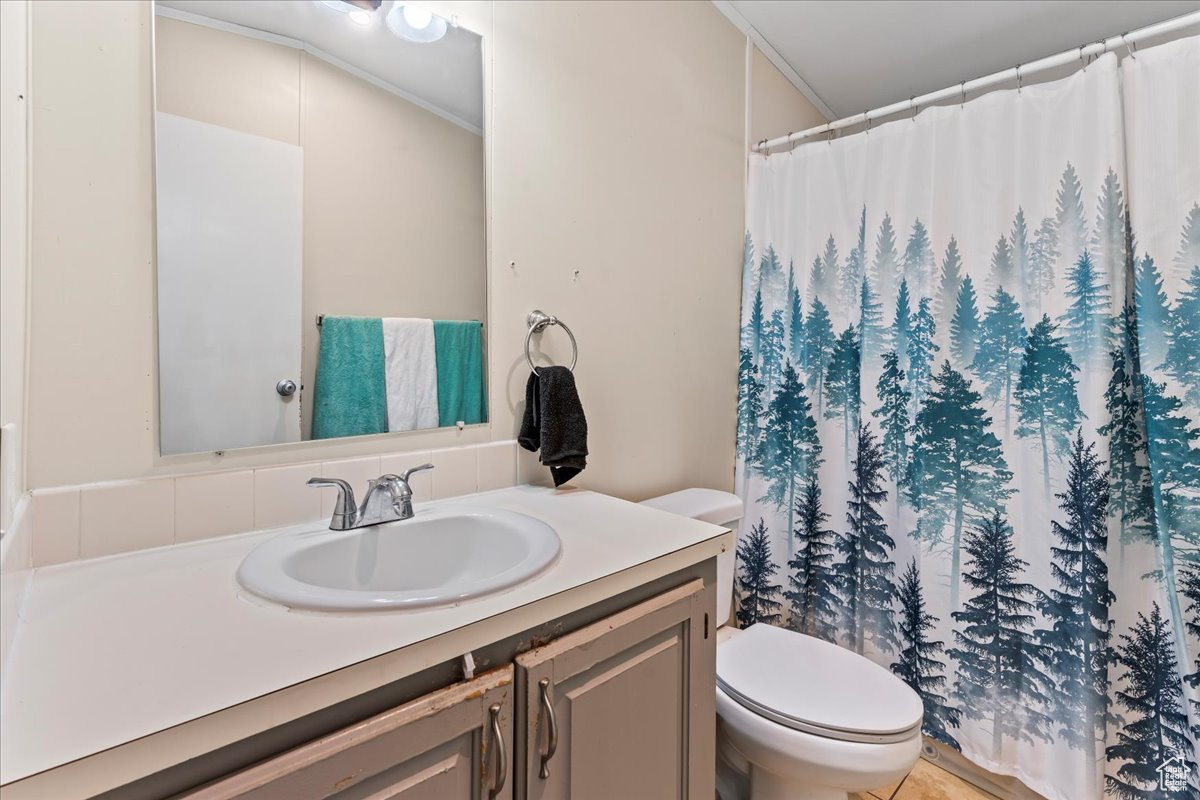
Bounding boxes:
[639,488,743,627]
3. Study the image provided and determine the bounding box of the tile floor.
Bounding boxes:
[853,757,1001,800]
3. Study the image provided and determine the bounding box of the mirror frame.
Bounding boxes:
[148,1,492,464]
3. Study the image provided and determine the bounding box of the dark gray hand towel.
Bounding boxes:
[518,366,588,487]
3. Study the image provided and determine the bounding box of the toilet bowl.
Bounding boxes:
[641,490,924,800]
[716,625,923,800]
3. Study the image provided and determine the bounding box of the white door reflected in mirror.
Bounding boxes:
[156,112,304,455]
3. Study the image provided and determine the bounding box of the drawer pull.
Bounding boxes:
[488,703,506,798]
[538,678,558,779]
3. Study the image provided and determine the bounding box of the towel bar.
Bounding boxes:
[316,315,482,327]
[525,310,578,372]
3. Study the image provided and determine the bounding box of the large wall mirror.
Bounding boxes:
[153,1,486,456]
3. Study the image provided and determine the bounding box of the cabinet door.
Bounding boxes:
[183,666,514,800]
[515,579,714,800]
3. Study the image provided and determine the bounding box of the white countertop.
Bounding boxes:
[0,485,730,793]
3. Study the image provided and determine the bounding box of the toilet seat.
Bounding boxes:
[717,624,923,745]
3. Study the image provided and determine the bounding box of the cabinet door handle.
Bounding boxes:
[538,678,558,779]
[488,703,507,798]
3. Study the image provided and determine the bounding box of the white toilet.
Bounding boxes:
[641,489,924,800]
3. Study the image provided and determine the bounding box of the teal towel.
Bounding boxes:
[313,316,388,439]
[433,320,486,426]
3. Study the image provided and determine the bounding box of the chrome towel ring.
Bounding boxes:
[525,310,578,372]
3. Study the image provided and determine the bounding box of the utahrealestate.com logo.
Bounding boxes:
[1158,754,1194,792]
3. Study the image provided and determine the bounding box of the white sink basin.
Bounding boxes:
[236,506,561,612]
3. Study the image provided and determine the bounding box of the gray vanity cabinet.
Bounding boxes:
[182,666,515,800]
[514,578,714,800]
[171,578,715,800]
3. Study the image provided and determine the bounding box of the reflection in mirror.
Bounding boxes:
[154,1,486,456]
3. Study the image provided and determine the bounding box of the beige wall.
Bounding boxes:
[28,0,157,490]
[301,54,486,438]
[23,0,823,501]
[485,0,745,500]
[155,16,300,145]
[0,0,29,529]
[750,45,827,146]
[153,17,487,441]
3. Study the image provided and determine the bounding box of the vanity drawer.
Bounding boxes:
[180,667,514,800]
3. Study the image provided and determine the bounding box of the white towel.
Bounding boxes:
[381,318,440,432]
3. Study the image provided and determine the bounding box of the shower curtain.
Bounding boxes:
[735,36,1199,800]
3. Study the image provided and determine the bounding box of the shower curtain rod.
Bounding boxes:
[753,10,1200,153]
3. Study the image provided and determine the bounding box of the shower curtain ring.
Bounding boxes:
[959,81,966,108]
[865,112,871,133]
[788,133,798,154]
[1122,33,1137,59]
[1079,45,1087,70]
[1016,64,1022,93]
[909,96,916,121]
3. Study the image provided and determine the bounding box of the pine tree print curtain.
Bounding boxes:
[736,38,1200,800]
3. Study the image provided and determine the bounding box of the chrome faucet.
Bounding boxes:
[307,464,434,530]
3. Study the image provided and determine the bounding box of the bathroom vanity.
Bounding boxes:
[181,578,708,800]
[0,487,730,800]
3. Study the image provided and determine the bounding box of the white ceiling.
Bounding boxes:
[158,1,483,132]
[724,0,1200,119]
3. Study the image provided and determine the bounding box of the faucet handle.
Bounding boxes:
[372,466,433,522]
[400,463,435,485]
[307,477,356,525]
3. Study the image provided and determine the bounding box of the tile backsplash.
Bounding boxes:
[80,478,175,559]
[253,463,323,529]
[28,440,546,567]
[31,487,79,566]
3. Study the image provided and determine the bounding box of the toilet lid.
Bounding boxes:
[717,624,923,744]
